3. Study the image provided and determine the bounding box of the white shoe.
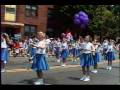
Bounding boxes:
[30,61,33,64]
[4,61,7,64]
[1,69,5,73]
[91,70,98,74]
[80,75,86,81]
[108,66,112,70]
[72,60,76,62]
[83,76,90,82]
[34,79,44,85]
[74,59,77,61]
[57,59,60,62]
[27,54,30,56]
[30,56,34,60]
[61,64,66,67]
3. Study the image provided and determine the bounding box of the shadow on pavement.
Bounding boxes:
[98,67,107,70]
[68,77,80,81]
[18,78,37,85]
[44,77,58,85]
[18,77,58,85]
[112,66,120,69]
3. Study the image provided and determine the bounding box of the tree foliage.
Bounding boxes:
[50,5,120,39]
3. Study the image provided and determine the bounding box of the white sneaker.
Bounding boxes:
[80,75,86,81]
[74,59,77,61]
[27,54,30,56]
[61,64,66,67]
[106,66,109,70]
[91,70,98,74]
[30,57,34,60]
[29,60,33,64]
[108,66,112,70]
[4,61,7,64]
[34,79,44,85]
[1,69,5,73]
[57,59,60,62]
[83,76,90,82]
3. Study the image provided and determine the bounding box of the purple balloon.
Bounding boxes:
[82,17,89,23]
[79,15,89,23]
[74,14,79,19]
[74,19,81,25]
[74,11,89,26]
[79,15,86,21]
[79,15,83,19]
[79,11,88,18]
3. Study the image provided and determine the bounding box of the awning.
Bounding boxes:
[1,22,24,26]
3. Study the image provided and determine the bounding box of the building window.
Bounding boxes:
[25,5,38,17]
[6,8,15,14]
[5,5,16,21]
[24,25,37,37]
[5,5,16,14]
[48,8,54,19]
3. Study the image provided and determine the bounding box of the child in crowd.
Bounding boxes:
[61,38,69,67]
[106,41,116,70]
[31,32,49,85]
[80,35,95,81]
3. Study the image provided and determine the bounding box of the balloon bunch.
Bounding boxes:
[74,11,89,28]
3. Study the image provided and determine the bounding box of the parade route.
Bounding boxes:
[1,5,120,86]
[1,57,120,85]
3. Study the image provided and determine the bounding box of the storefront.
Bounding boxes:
[1,22,24,40]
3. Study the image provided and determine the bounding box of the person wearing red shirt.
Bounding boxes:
[13,40,20,57]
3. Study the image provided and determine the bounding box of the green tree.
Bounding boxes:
[50,5,120,40]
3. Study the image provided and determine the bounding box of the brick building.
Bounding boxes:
[1,5,53,39]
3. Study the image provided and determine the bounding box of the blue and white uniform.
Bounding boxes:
[80,42,94,67]
[94,44,103,65]
[61,42,68,60]
[54,41,62,59]
[30,39,38,60]
[76,42,80,57]
[106,45,115,61]
[102,42,108,51]
[28,38,33,55]
[32,39,49,71]
[71,42,78,57]
[22,40,28,51]
[45,38,51,53]
[1,38,9,64]
[68,43,72,56]
[102,41,109,60]
[79,42,85,62]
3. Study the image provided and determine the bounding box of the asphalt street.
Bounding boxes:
[1,56,120,85]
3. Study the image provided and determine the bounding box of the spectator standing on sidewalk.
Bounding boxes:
[1,33,12,72]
